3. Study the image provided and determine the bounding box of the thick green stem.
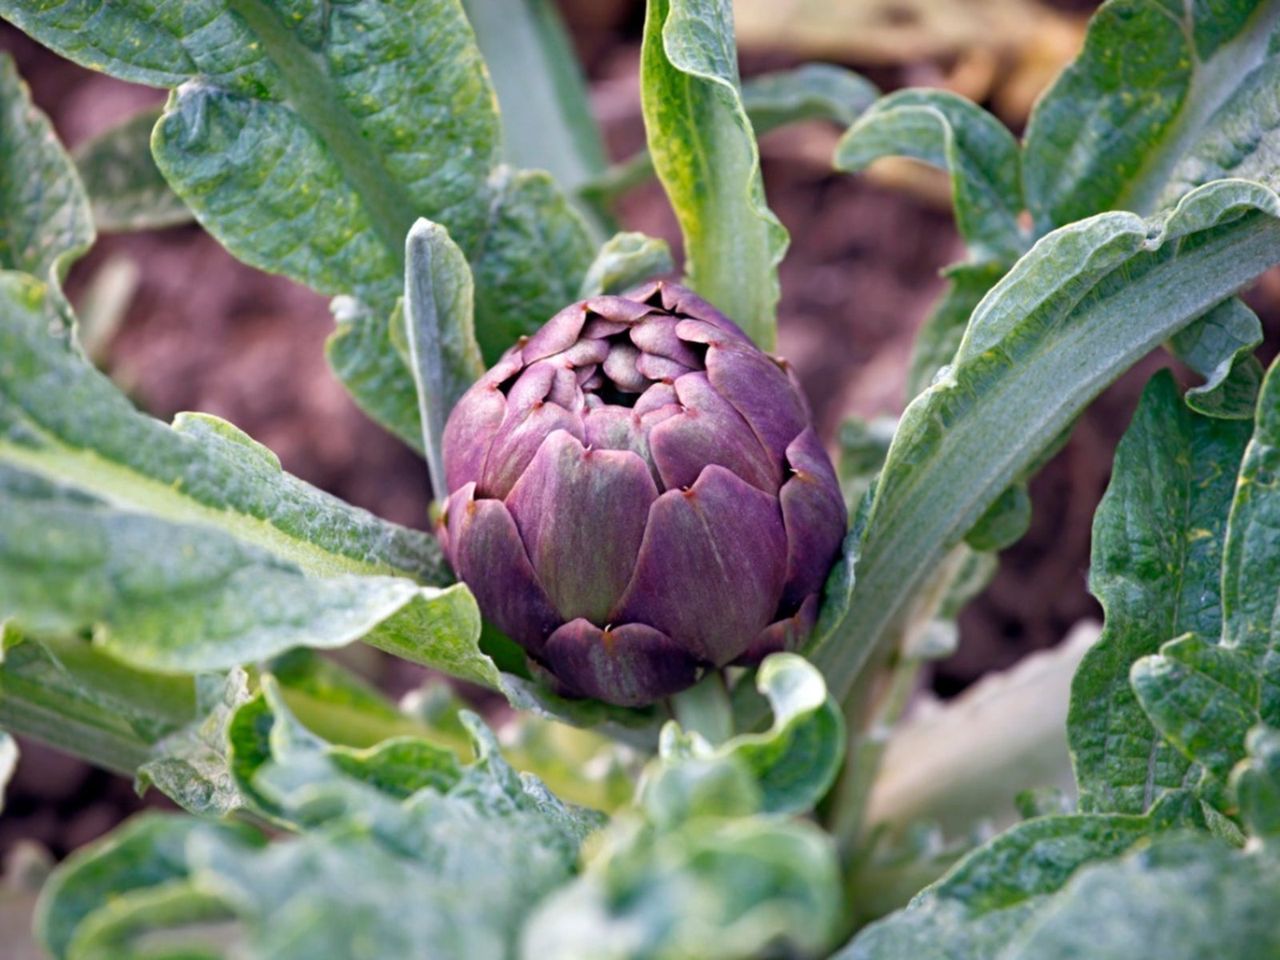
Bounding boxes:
[670,671,734,745]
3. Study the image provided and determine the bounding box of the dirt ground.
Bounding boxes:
[4,2,1280,862]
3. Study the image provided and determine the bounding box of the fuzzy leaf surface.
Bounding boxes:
[72,107,192,232]
[640,0,788,348]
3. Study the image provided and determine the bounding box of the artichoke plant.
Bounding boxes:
[439,282,846,706]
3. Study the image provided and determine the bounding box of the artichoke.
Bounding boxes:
[439,282,846,706]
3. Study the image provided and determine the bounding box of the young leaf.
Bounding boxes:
[1169,297,1265,420]
[577,232,674,299]
[905,261,1007,400]
[0,729,14,814]
[71,107,193,232]
[640,0,788,349]
[402,218,485,498]
[0,53,93,287]
[740,62,879,130]
[1070,372,1250,814]
[809,180,1280,707]
[1023,0,1280,231]
[835,89,1025,264]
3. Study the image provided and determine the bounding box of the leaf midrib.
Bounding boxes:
[0,434,416,581]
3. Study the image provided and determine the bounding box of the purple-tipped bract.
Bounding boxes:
[439,282,846,706]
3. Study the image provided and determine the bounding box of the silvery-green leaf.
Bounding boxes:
[0,53,93,287]
[1023,0,1280,231]
[808,180,1280,706]
[716,653,844,815]
[136,670,253,817]
[1000,836,1280,960]
[640,0,788,348]
[0,729,14,815]
[34,814,257,960]
[577,232,674,299]
[72,107,192,232]
[1070,372,1249,814]
[581,62,876,209]
[402,218,484,497]
[521,813,840,960]
[906,261,1006,400]
[38,685,600,960]
[1170,297,1264,420]
[741,62,879,130]
[837,414,895,510]
[835,89,1025,264]
[0,278,495,684]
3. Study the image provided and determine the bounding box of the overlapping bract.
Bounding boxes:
[439,283,846,705]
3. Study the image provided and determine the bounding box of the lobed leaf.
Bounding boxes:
[835,89,1025,264]
[809,180,1280,706]
[1233,725,1280,838]
[0,53,93,288]
[740,62,879,131]
[38,686,601,960]
[1069,372,1250,814]
[577,231,674,299]
[640,0,788,348]
[71,107,192,232]
[1169,297,1265,420]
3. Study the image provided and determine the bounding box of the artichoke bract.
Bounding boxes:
[439,282,846,706]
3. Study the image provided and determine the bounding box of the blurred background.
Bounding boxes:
[4,0,1280,894]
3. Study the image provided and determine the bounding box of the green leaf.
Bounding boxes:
[836,414,895,510]
[1233,725,1280,838]
[460,0,608,197]
[740,62,879,130]
[523,813,840,960]
[835,89,1025,263]
[0,0,595,447]
[1070,371,1250,814]
[0,53,93,287]
[1023,0,1280,231]
[0,729,14,815]
[64,881,237,960]
[1,278,446,582]
[1170,297,1264,420]
[1001,836,1280,960]
[836,802,1188,960]
[136,670,253,816]
[808,180,1280,707]
[402,218,484,497]
[577,231,674,298]
[40,685,601,960]
[34,814,256,960]
[716,653,844,815]
[0,279,496,683]
[1130,353,1280,794]
[640,0,788,349]
[71,107,192,232]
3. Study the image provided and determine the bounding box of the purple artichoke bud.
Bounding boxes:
[439,282,846,707]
